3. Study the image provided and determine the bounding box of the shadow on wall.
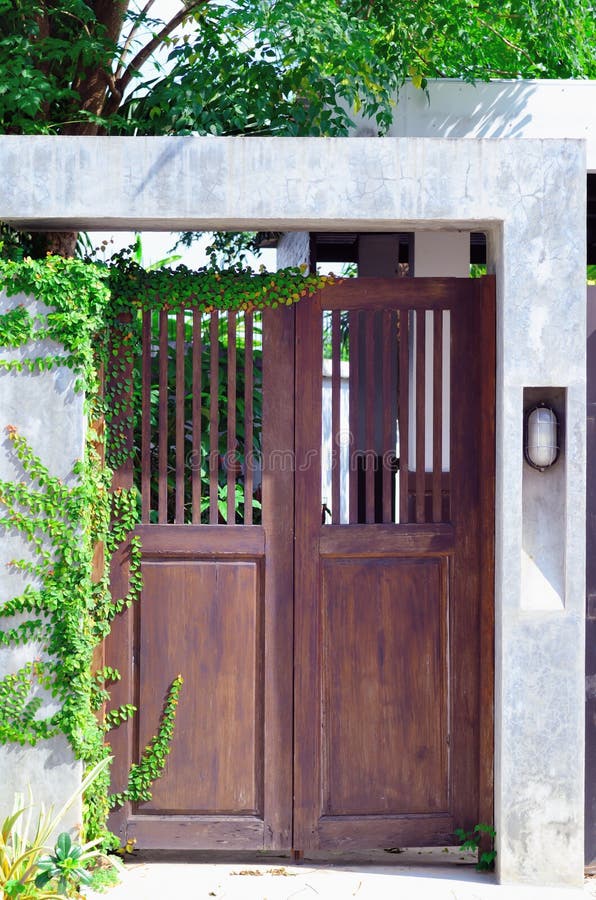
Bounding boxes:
[411,81,538,140]
[354,80,538,140]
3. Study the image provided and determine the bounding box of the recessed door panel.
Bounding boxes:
[137,559,263,816]
[321,556,449,817]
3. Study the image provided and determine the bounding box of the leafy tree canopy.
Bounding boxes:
[0,0,594,140]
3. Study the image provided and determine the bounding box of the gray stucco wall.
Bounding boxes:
[0,134,587,885]
[0,291,84,833]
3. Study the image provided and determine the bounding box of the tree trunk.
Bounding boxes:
[43,232,79,258]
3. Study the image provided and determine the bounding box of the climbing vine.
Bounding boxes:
[109,675,184,809]
[0,252,333,847]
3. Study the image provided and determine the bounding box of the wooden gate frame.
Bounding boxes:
[105,277,495,851]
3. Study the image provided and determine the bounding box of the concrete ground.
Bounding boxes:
[85,849,596,900]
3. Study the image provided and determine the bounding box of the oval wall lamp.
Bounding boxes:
[524,403,560,471]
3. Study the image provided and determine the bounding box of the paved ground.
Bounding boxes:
[86,849,596,900]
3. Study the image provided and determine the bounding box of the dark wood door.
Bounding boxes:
[293,277,495,850]
[106,277,494,852]
[107,307,295,850]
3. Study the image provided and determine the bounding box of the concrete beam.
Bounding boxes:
[0,134,582,232]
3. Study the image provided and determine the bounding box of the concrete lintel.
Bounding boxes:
[0,134,582,232]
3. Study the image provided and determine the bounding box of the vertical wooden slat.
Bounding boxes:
[449,281,486,834]
[365,309,375,524]
[175,311,185,524]
[293,294,323,849]
[432,310,443,523]
[415,309,426,523]
[209,311,219,524]
[191,310,202,524]
[141,309,152,523]
[331,309,341,524]
[227,312,237,525]
[381,309,392,524]
[348,311,360,524]
[399,309,409,524]
[244,313,254,526]
[158,308,168,524]
[444,310,452,522]
[261,305,295,848]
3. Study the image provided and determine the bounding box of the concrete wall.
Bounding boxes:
[0,134,587,885]
[0,291,84,832]
[586,285,596,869]
[276,231,310,270]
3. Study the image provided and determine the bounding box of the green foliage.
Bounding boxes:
[84,861,120,894]
[110,676,184,808]
[34,830,111,896]
[0,305,35,347]
[455,823,497,871]
[0,663,54,745]
[106,252,332,316]
[0,0,593,141]
[0,253,334,848]
[0,424,120,847]
[0,256,109,394]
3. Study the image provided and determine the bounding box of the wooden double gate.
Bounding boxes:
[106,276,495,851]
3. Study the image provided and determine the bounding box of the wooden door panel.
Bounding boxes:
[321,556,449,817]
[294,277,495,851]
[136,558,263,817]
[106,306,294,850]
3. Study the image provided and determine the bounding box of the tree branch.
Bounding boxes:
[115,0,158,81]
[411,45,446,78]
[108,0,210,111]
[476,17,535,66]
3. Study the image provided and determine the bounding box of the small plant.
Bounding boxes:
[455,823,496,871]
[84,861,121,894]
[0,758,120,899]
[34,832,101,896]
